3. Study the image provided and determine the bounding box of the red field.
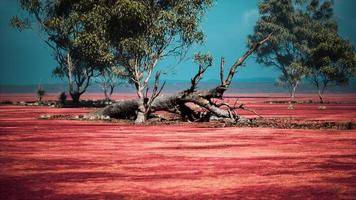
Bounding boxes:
[0,93,355,199]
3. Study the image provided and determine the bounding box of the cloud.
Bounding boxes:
[223,8,259,40]
[242,9,259,28]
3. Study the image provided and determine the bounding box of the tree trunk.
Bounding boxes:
[290,82,298,99]
[109,86,114,100]
[318,89,324,104]
[93,87,246,123]
[135,111,147,123]
[37,96,43,103]
[70,92,81,105]
[135,98,147,123]
[103,87,109,101]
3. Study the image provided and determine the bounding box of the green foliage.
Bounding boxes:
[249,0,308,96]
[96,66,126,101]
[194,52,213,70]
[13,0,213,92]
[12,0,120,103]
[13,0,114,68]
[111,66,128,78]
[9,16,30,31]
[250,0,355,98]
[276,61,308,87]
[100,0,214,79]
[299,0,356,95]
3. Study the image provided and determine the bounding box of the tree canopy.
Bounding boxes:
[248,0,308,97]
[10,0,278,124]
[11,0,115,103]
[249,0,355,100]
[12,0,214,121]
[298,0,356,102]
[93,0,214,122]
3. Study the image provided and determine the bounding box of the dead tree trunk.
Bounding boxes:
[90,33,272,123]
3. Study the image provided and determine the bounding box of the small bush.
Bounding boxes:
[58,92,67,105]
[36,87,46,103]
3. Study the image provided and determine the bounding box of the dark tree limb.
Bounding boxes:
[147,71,166,112]
[224,32,273,87]
[220,57,225,85]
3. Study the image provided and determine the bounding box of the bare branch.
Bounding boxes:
[237,103,263,118]
[188,65,209,93]
[188,53,213,93]
[220,57,225,85]
[147,71,166,110]
[224,32,273,87]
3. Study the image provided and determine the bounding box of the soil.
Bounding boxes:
[0,93,355,199]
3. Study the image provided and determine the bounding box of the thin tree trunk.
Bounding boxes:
[318,89,324,104]
[290,82,298,99]
[67,54,74,104]
[103,87,109,101]
[108,85,114,101]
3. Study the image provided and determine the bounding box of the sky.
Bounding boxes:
[0,0,355,85]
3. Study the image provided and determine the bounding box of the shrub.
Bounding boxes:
[58,92,67,106]
[36,87,46,103]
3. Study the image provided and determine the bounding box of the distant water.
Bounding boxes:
[0,81,355,94]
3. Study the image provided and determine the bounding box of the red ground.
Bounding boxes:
[0,93,355,199]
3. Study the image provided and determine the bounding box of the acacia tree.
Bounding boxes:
[11,0,112,104]
[248,0,307,98]
[298,0,356,103]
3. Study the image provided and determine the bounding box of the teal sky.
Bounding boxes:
[1,0,355,85]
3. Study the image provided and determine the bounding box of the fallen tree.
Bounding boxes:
[89,33,273,123]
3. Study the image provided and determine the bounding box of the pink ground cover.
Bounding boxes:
[223,93,356,122]
[0,94,355,199]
